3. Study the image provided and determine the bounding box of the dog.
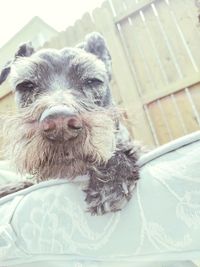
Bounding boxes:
[0,32,140,215]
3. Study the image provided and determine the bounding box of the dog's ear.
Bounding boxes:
[0,61,12,85]
[0,42,35,85]
[14,42,34,58]
[77,32,112,80]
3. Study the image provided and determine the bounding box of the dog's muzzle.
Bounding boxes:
[39,105,83,141]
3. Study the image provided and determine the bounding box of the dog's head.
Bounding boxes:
[0,32,112,108]
[0,32,118,180]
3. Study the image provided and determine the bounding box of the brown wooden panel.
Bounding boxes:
[190,83,200,117]
[175,89,200,133]
[159,95,186,139]
[148,101,171,144]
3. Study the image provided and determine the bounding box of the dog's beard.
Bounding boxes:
[2,105,117,181]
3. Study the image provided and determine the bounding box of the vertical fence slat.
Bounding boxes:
[110,0,126,16]
[62,26,77,47]
[139,9,169,86]
[79,13,96,34]
[185,88,200,127]
[118,18,151,94]
[143,104,160,146]
[156,0,197,77]
[131,11,167,93]
[176,90,200,132]
[143,4,180,84]
[160,95,186,139]
[148,101,171,144]
[169,0,200,71]
[73,19,86,44]
[190,83,200,120]
[170,94,188,134]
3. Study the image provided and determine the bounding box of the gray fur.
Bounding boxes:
[0,32,140,215]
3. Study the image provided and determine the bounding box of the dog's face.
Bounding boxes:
[11,38,112,109]
[0,33,118,180]
[2,33,111,109]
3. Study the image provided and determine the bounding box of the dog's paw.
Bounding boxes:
[0,180,35,198]
[86,196,128,215]
[84,182,136,215]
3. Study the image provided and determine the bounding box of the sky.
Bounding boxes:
[0,0,105,47]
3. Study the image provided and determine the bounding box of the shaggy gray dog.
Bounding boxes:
[0,32,140,215]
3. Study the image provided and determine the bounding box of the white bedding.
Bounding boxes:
[0,131,199,267]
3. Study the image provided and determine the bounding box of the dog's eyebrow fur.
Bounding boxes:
[11,49,107,89]
[69,58,107,81]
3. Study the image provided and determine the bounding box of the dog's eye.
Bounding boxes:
[85,78,103,87]
[16,81,35,92]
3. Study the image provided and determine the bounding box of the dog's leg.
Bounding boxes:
[0,181,35,198]
[85,141,140,215]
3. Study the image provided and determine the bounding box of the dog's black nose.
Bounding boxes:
[40,106,83,141]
